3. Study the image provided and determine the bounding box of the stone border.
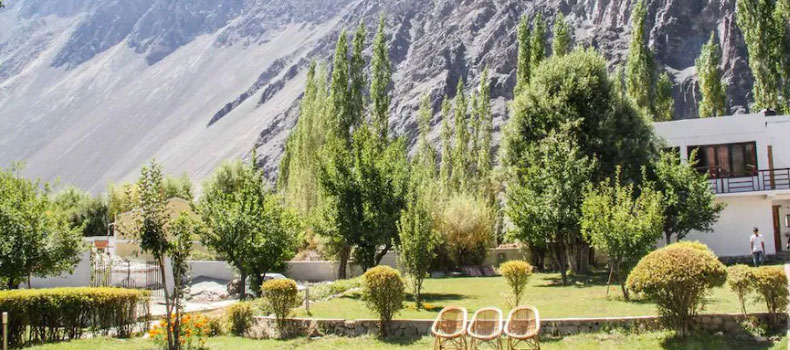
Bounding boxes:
[249,313,786,339]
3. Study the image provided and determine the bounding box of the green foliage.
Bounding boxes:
[309,277,362,300]
[397,180,440,309]
[626,243,727,336]
[529,13,547,74]
[361,266,405,337]
[328,29,351,140]
[736,0,782,110]
[0,164,85,289]
[451,80,470,191]
[226,301,254,336]
[348,21,367,132]
[751,266,788,326]
[499,260,533,306]
[439,97,453,195]
[581,169,664,299]
[654,72,675,121]
[726,264,754,315]
[0,287,150,347]
[370,16,392,140]
[200,156,299,299]
[52,186,109,237]
[695,33,727,117]
[626,0,656,118]
[652,151,724,244]
[551,13,571,57]
[415,94,437,178]
[515,15,531,95]
[163,174,194,201]
[475,67,494,190]
[438,193,494,267]
[261,279,301,334]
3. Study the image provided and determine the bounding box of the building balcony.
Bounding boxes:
[708,168,790,194]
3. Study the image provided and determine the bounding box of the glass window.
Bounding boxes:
[687,142,758,178]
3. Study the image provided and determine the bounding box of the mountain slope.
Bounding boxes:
[0,0,753,192]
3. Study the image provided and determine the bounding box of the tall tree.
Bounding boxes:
[626,0,656,118]
[653,151,725,244]
[329,30,351,140]
[476,67,493,183]
[515,15,531,96]
[552,12,572,57]
[736,0,781,110]
[529,13,547,74]
[52,186,110,237]
[397,177,440,309]
[451,80,470,192]
[655,72,675,121]
[695,33,728,117]
[348,21,367,130]
[439,97,453,194]
[370,16,392,140]
[416,94,437,176]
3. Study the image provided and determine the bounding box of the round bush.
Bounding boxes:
[438,193,495,267]
[226,301,254,336]
[261,279,301,334]
[361,266,405,337]
[499,260,533,306]
[727,264,754,315]
[626,243,726,336]
[751,266,788,326]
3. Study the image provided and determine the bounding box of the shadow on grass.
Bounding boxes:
[378,334,423,346]
[538,271,611,288]
[659,332,778,350]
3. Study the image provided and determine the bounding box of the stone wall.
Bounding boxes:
[250,313,787,339]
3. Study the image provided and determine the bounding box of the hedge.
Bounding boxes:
[0,287,150,347]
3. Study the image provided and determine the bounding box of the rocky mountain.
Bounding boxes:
[0,0,753,192]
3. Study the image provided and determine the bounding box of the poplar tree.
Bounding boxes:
[439,97,453,194]
[329,30,351,140]
[469,91,481,165]
[552,13,571,57]
[626,0,655,118]
[476,67,493,182]
[736,0,781,110]
[370,17,392,140]
[655,72,675,121]
[416,95,437,177]
[349,21,367,130]
[695,33,727,117]
[451,81,470,192]
[530,13,547,74]
[515,16,531,96]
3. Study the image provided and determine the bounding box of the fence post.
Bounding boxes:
[2,311,7,350]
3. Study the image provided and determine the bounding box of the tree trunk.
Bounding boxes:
[616,263,630,301]
[239,270,248,301]
[374,243,392,266]
[665,232,672,245]
[569,239,590,274]
[337,245,351,279]
[158,257,178,350]
[554,242,568,285]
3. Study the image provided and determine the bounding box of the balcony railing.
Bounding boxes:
[708,168,790,194]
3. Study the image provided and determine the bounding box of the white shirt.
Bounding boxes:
[750,234,765,253]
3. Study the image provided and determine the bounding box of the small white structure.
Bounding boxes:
[654,113,790,258]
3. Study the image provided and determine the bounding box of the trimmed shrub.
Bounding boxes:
[751,266,788,327]
[261,279,300,334]
[626,243,726,336]
[206,315,226,336]
[727,264,754,315]
[309,277,362,301]
[499,260,533,306]
[361,266,405,337]
[0,287,149,347]
[226,301,254,336]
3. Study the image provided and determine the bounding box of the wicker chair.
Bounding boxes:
[467,307,503,350]
[432,306,468,350]
[504,306,540,350]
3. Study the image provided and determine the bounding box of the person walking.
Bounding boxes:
[750,227,765,267]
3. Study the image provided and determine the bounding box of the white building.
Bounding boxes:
[653,113,790,258]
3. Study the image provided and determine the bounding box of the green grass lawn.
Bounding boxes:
[25,332,787,350]
[295,272,769,320]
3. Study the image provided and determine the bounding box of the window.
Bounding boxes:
[688,142,758,178]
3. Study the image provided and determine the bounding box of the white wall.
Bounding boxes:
[683,195,776,257]
[29,252,92,288]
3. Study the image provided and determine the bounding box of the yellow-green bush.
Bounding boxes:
[751,266,788,326]
[727,264,754,315]
[437,193,495,267]
[626,243,726,336]
[261,279,300,334]
[361,266,404,337]
[226,301,254,336]
[499,260,533,306]
[0,287,149,347]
